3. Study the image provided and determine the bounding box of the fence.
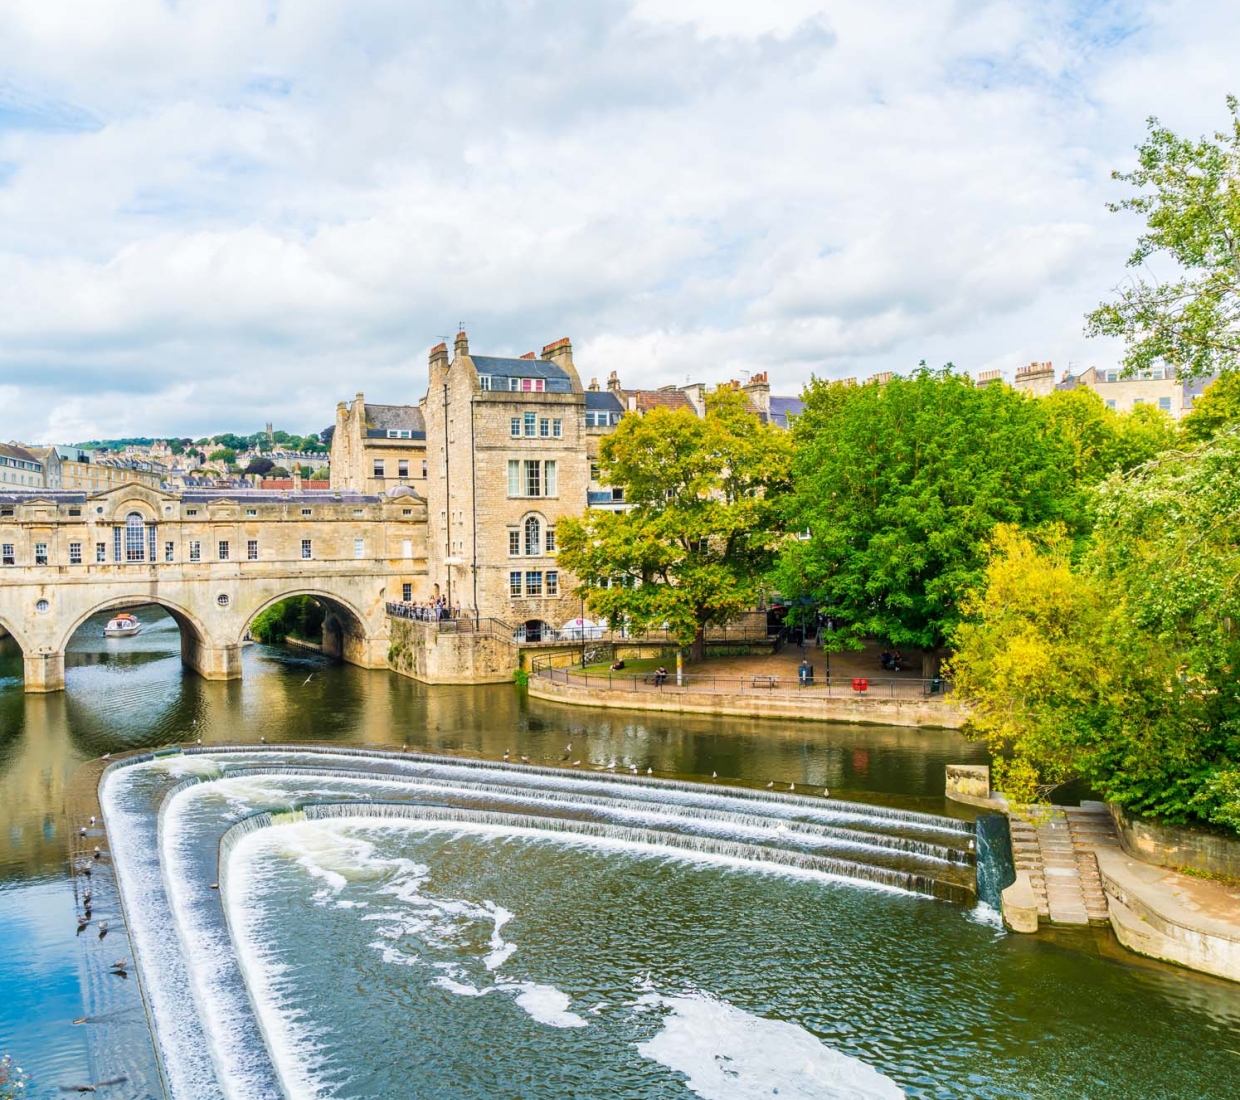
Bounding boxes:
[531,665,952,700]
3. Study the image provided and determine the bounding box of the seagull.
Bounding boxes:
[100,753,110,761]
[520,755,530,764]
[76,915,89,931]
[789,783,796,792]
[564,742,572,753]
[303,673,315,685]
[58,1076,128,1093]
[766,782,774,789]
[647,767,653,775]
[196,738,202,746]
[402,742,408,752]
[71,1017,89,1026]
[629,764,638,773]
[571,760,582,767]
[502,750,510,760]
[79,827,87,837]
[89,816,96,826]
[93,846,102,860]
[97,922,108,939]
[711,771,718,779]
[821,789,829,797]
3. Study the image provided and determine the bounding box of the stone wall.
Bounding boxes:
[386,618,515,684]
[1111,804,1240,879]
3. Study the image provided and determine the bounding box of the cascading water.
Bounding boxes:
[100,746,991,1100]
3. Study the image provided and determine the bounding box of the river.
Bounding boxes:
[1,606,1238,1099]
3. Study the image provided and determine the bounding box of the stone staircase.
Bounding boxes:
[1007,801,1119,926]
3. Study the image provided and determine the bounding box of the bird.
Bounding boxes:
[502,749,510,760]
[711,771,718,779]
[564,742,572,753]
[78,864,92,878]
[303,673,315,685]
[766,781,774,789]
[97,922,108,939]
[93,847,102,860]
[58,1076,128,1093]
[571,760,582,767]
[89,816,96,826]
[79,827,87,837]
[196,738,202,746]
[71,1017,89,1026]
[402,742,408,752]
[100,753,110,761]
[629,764,638,773]
[82,891,92,904]
[647,767,653,775]
[789,783,796,792]
[520,755,530,764]
[76,915,88,931]
[821,789,829,797]
[259,736,266,744]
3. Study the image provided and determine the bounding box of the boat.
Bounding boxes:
[103,613,142,638]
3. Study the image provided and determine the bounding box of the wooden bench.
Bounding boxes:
[750,675,779,689]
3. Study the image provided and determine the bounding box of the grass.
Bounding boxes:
[1177,865,1240,888]
[581,656,672,675]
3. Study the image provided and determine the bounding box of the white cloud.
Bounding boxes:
[0,0,1235,440]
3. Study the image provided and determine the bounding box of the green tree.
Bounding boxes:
[214,433,248,452]
[311,466,330,481]
[208,447,236,465]
[244,456,275,476]
[1181,370,1240,441]
[777,368,1078,675]
[268,465,290,478]
[952,436,1240,831]
[1086,95,1240,379]
[557,388,792,660]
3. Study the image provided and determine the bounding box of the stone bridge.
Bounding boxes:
[0,484,428,691]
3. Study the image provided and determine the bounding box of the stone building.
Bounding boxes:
[423,332,589,640]
[1011,361,1211,420]
[0,443,45,489]
[30,446,166,492]
[330,394,428,495]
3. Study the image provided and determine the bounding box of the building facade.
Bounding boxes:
[0,444,45,489]
[330,394,428,495]
[1011,361,1209,419]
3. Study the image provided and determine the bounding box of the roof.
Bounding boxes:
[629,389,693,412]
[181,489,380,503]
[0,442,44,466]
[471,356,575,393]
[365,404,426,437]
[585,391,624,412]
[768,396,804,429]
[0,491,85,504]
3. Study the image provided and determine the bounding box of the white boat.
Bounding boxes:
[103,613,142,638]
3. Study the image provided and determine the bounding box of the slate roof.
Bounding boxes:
[585,391,624,412]
[0,442,44,467]
[181,489,380,503]
[472,356,575,393]
[0,491,85,504]
[365,404,426,437]
[630,389,693,412]
[768,396,804,429]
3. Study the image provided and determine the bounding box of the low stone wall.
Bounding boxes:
[526,674,964,729]
[1111,805,1240,879]
[387,618,515,684]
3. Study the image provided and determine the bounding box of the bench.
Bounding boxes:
[750,675,779,689]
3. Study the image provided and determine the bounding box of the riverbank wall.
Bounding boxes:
[527,671,964,729]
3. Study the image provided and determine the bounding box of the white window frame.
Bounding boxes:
[69,541,82,565]
[552,419,562,438]
[546,570,559,596]
[301,539,312,560]
[247,539,259,561]
[189,540,201,562]
[525,570,543,596]
[509,570,523,597]
[218,540,230,561]
[354,538,365,559]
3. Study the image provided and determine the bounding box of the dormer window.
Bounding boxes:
[479,376,492,390]
[508,378,545,392]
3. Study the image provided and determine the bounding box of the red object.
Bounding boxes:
[852,677,869,693]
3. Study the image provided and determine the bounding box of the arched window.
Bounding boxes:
[125,512,146,562]
[523,515,541,556]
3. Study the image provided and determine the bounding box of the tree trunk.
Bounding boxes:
[691,624,706,663]
[921,649,941,679]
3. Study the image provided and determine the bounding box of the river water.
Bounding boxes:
[1,607,1239,1099]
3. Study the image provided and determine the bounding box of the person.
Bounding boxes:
[799,658,813,684]
[879,649,893,670]
[654,665,667,686]
[891,649,904,672]
[610,658,626,671]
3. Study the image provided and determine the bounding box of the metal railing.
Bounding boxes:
[532,665,952,699]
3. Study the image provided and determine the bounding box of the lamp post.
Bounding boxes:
[581,594,586,668]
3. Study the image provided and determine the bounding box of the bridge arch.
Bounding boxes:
[55,593,212,656]
[238,587,380,667]
[0,611,31,659]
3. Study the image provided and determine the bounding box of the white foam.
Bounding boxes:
[504,982,589,1028]
[966,901,1005,931]
[635,992,904,1099]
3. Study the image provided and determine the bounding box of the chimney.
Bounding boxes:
[540,336,573,370]
[429,342,449,370]
[866,371,893,386]
[975,369,1003,387]
[588,377,599,392]
[607,370,622,394]
[293,466,303,490]
[520,351,536,360]
[453,331,469,359]
[743,370,771,413]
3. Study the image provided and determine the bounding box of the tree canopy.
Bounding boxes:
[775,368,1079,673]
[952,435,1240,830]
[557,388,792,660]
[1086,95,1240,380]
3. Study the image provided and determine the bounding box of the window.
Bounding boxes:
[539,417,550,437]
[421,460,428,478]
[511,417,521,437]
[186,508,197,516]
[0,507,11,518]
[218,540,230,560]
[189,540,201,562]
[479,375,492,390]
[246,508,257,516]
[125,513,146,562]
[398,459,409,478]
[217,594,230,607]
[524,412,537,437]
[354,538,365,559]
[1105,399,1116,410]
[510,570,523,597]
[1132,397,1146,406]
[301,539,312,559]
[1104,369,1119,383]
[114,526,122,562]
[524,516,541,556]
[525,570,543,596]
[508,460,521,497]
[35,542,48,565]
[586,411,609,427]
[1158,396,1172,412]
[611,486,625,502]
[546,570,559,596]
[247,539,259,561]
[96,542,106,563]
[523,378,546,392]
[552,419,562,438]
[69,541,82,565]
[301,508,312,516]
[2,544,13,566]
[402,538,413,559]
[402,583,412,601]
[509,529,521,557]
[386,429,412,439]
[524,459,541,497]
[590,462,600,482]
[373,459,385,478]
[165,541,175,562]
[68,507,81,517]
[545,527,556,553]
[545,460,556,497]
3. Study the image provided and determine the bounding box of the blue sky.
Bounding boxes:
[0,0,1236,441]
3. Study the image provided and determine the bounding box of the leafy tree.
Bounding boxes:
[268,465,290,478]
[208,447,236,465]
[557,388,792,660]
[1181,370,1240,441]
[952,436,1240,831]
[168,439,185,455]
[311,466,330,481]
[250,596,326,644]
[1086,95,1240,380]
[320,425,335,447]
[213,433,248,452]
[777,368,1078,675]
[1041,387,1176,486]
[244,456,275,476]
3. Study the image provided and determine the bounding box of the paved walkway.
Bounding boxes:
[1008,801,1119,925]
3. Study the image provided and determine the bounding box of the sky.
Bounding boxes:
[0,0,1237,442]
